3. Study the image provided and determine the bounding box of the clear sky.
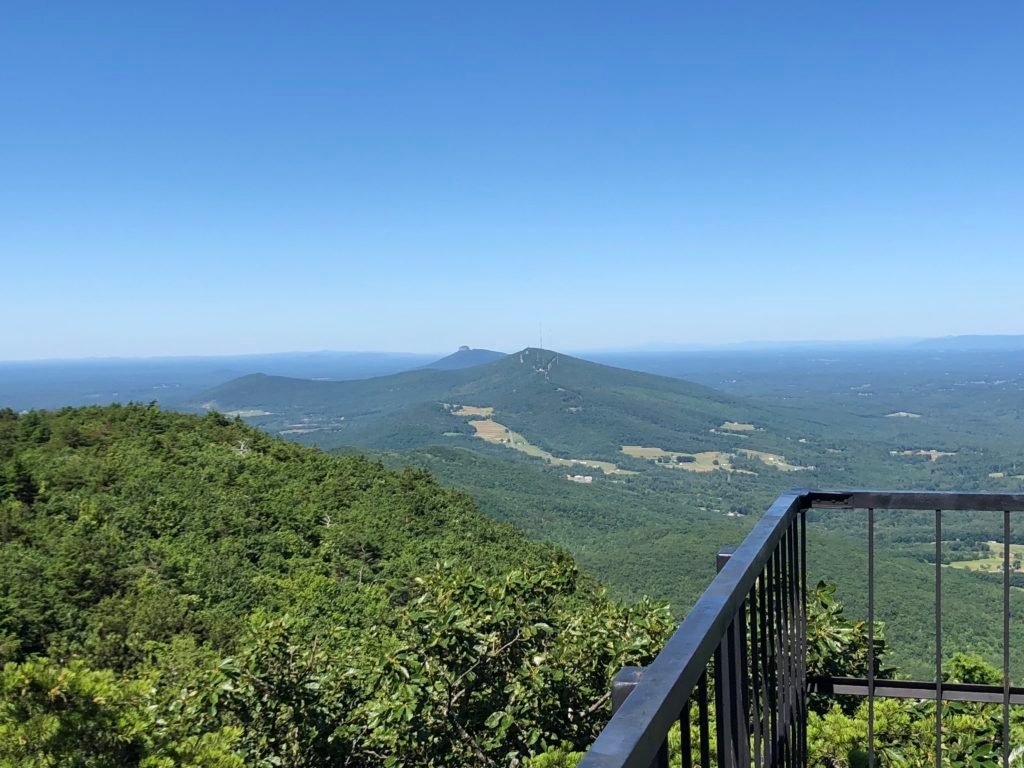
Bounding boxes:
[2,2,1022,359]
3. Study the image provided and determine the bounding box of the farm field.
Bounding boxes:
[949,542,1024,575]
[622,445,814,474]
[449,404,494,417]
[739,449,814,472]
[721,421,757,431]
[468,418,627,475]
[621,445,749,473]
[890,449,957,461]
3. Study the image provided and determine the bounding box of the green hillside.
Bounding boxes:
[0,405,671,767]
[196,347,822,460]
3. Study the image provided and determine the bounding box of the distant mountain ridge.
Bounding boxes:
[195,347,818,465]
[423,346,507,370]
[914,335,1024,351]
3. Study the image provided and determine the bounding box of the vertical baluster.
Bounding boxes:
[790,528,798,768]
[716,550,734,768]
[770,546,780,766]
[779,528,789,768]
[935,510,943,767]
[759,568,774,768]
[655,740,669,768]
[778,533,790,768]
[681,696,693,768]
[868,507,875,768]
[716,627,735,768]
[750,581,763,767]
[794,512,802,768]
[787,523,799,768]
[736,599,751,766]
[698,670,711,768]
[773,547,784,765]
[1004,510,1011,768]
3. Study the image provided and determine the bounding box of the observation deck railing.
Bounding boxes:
[578,490,1024,768]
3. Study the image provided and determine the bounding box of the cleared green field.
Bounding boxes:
[450,404,494,417]
[721,421,757,431]
[468,418,629,475]
[621,445,814,474]
[890,448,957,462]
[621,445,742,473]
[739,449,815,472]
[949,542,1024,574]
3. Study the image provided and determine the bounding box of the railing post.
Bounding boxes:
[609,666,668,767]
[610,666,644,714]
[715,547,742,768]
[717,546,736,573]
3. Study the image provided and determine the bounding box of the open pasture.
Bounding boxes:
[469,419,628,475]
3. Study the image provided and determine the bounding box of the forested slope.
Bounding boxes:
[195,348,797,457]
[383,444,1024,679]
[0,405,671,767]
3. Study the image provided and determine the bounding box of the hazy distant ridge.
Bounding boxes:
[914,335,1024,351]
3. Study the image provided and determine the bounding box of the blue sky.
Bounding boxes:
[2,2,1022,359]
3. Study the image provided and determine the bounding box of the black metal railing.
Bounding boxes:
[578,490,1024,768]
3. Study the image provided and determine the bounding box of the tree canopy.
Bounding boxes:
[0,405,672,766]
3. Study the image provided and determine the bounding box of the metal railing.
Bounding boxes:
[578,490,1024,768]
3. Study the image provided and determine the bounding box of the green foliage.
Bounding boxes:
[806,581,894,714]
[805,590,1021,768]
[524,750,586,767]
[0,405,671,766]
[350,564,672,765]
[0,657,243,768]
[807,667,1024,768]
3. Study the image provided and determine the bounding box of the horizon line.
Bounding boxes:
[5,333,1024,365]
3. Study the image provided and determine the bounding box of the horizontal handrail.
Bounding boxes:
[810,676,1024,705]
[807,489,1024,512]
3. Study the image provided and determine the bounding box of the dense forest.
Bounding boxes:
[3,405,1023,766]
[0,405,672,766]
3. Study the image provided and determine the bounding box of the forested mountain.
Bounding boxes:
[0,405,671,766]
[423,347,507,370]
[195,347,807,457]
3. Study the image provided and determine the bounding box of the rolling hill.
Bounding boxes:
[194,347,827,464]
[422,346,507,369]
